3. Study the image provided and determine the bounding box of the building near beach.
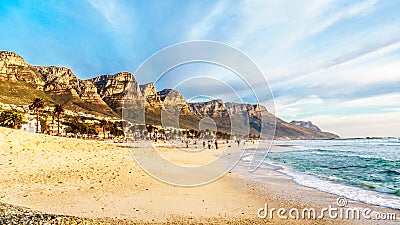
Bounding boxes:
[48,123,67,136]
[21,118,40,133]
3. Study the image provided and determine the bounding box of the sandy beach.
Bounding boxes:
[0,127,398,224]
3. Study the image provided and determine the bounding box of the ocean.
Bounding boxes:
[241,139,400,209]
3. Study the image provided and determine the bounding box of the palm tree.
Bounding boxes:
[99,119,109,140]
[109,122,124,138]
[29,97,45,133]
[53,104,65,136]
[0,110,22,129]
[51,111,55,135]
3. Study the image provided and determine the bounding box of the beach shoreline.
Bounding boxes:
[0,127,398,224]
[232,159,400,224]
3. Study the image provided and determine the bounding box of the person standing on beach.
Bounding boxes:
[185,141,189,148]
[214,140,218,149]
[203,141,205,148]
[207,140,211,149]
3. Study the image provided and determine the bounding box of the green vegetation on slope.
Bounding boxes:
[0,81,51,105]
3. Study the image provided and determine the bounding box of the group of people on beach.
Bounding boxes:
[183,139,242,150]
[184,139,219,149]
[201,140,218,149]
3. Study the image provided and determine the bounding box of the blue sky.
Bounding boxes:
[0,0,400,137]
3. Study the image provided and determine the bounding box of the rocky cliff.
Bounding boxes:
[0,51,45,89]
[88,72,144,113]
[139,82,163,108]
[188,100,337,139]
[0,50,339,139]
[0,51,116,116]
[157,89,191,114]
[35,66,107,105]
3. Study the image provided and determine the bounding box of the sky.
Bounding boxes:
[0,0,399,137]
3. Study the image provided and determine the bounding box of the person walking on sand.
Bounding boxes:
[208,140,211,149]
[214,140,218,149]
[185,140,189,148]
[203,141,206,148]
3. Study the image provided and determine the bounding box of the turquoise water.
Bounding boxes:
[243,139,400,209]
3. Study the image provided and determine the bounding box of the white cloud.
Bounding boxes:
[274,95,325,119]
[270,38,400,88]
[313,40,400,85]
[275,107,304,118]
[230,0,379,49]
[269,38,400,105]
[340,93,400,108]
[276,95,324,109]
[383,108,400,112]
[203,0,388,94]
[228,0,334,48]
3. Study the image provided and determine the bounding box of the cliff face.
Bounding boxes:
[225,102,269,118]
[88,72,152,124]
[89,72,142,98]
[188,100,338,139]
[189,100,271,136]
[88,72,144,114]
[139,82,163,108]
[190,101,268,119]
[0,51,115,116]
[0,50,339,139]
[35,66,81,92]
[140,82,157,96]
[0,51,45,89]
[190,100,227,117]
[157,89,191,114]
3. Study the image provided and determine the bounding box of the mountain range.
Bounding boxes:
[0,50,338,139]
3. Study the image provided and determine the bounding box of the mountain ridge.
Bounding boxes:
[290,120,321,131]
[0,50,339,139]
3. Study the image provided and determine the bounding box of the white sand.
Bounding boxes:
[1,127,398,224]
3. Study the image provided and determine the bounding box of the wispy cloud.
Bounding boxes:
[341,93,400,108]
[87,0,133,30]
[178,0,400,137]
[87,0,116,25]
[272,38,400,86]
[309,0,379,35]
[187,1,229,39]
